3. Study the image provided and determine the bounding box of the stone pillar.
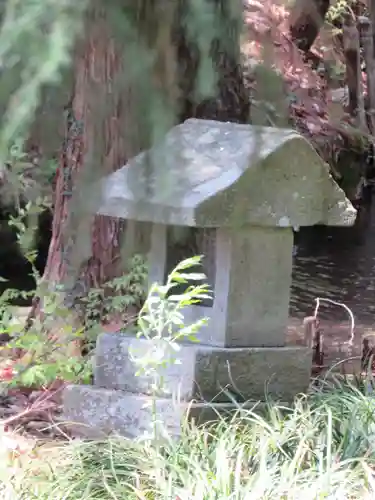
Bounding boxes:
[225,226,293,346]
[169,225,294,347]
[121,220,152,264]
[147,223,167,285]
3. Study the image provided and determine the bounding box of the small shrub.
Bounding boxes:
[0,195,148,388]
[80,253,148,338]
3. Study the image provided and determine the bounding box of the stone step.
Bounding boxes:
[63,384,273,439]
[94,333,312,402]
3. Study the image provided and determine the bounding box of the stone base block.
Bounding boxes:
[95,333,312,402]
[63,385,273,439]
[63,385,183,439]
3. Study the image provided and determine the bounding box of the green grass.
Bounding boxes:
[2,377,375,499]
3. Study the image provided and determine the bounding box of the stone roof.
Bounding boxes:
[96,118,356,228]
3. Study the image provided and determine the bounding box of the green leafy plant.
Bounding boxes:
[128,255,212,441]
[0,186,150,388]
[326,0,356,25]
[0,281,92,387]
[0,252,147,388]
[81,253,148,338]
[0,196,85,386]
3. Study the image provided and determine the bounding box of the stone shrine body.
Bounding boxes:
[63,119,356,438]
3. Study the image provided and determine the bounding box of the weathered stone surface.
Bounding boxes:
[63,385,278,438]
[63,385,185,439]
[95,334,311,401]
[95,118,356,228]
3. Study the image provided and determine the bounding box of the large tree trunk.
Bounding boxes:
[42,3,146,338]
[343,12,367,131]
[41,0,249,341]
[289,0,330,53]
[44,13,126,289]
[176,0,250,123]
[358,16,375,134]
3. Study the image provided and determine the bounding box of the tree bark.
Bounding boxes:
[368,0,375,48]
[343,13,367,132]
[358,16,375,134]
[175,0,249,123]
[41,3,147,341]
[289,0,331,53]
[44,8,128,293]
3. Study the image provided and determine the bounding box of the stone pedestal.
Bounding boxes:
[63,385,271,439]
[95,334,310,401]
[64,223,310,439]
[64,333,311,438]
[62,221,341,439]
[63,118,356,438]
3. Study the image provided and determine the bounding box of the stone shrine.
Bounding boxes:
[63,119,356,438]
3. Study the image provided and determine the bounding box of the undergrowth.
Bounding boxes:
[0,254,374,499]
[0,252,147,387]
[0,377,374,499]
